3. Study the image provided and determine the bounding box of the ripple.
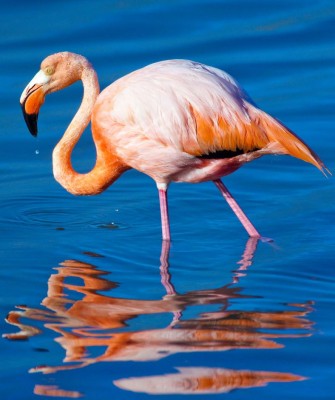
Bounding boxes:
[95,222,122,230]
[0,196,127,230]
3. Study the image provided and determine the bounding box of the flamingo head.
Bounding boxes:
[20,52,89,136]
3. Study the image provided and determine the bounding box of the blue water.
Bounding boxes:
[1,1,335,399]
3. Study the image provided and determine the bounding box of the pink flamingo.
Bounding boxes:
[20,52,327,241]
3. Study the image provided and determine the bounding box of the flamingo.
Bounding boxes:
[20,52,328,241]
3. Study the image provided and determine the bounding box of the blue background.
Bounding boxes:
[1,1,334,399]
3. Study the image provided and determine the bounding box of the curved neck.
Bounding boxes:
[52,67,126,195]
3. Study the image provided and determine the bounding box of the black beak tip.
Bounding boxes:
[21,103,38,137]
[29,121,38,137]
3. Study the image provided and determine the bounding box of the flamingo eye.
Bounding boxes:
[44,66,55,75]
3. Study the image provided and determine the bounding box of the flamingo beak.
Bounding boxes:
[20,70,49,136]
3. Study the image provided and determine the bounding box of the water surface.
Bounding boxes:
[1,1,334,399]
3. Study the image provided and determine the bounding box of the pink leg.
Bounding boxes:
[214,179,261,238]
[158,188,171,241]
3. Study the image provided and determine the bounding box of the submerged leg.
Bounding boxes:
[213,179,261,238]
[158,185,171,241]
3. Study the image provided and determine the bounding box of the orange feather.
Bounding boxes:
[187,102,327,175]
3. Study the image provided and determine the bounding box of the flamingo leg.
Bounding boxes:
[158,188,171,241]
[213,179,261,238]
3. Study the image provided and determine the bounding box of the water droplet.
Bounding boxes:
[35,149,40,155]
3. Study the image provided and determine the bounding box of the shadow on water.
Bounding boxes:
[4,238,313,397]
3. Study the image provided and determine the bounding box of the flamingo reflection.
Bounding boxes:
[33,385,82,398]
[4,238,312,395]
[115,366,304,395]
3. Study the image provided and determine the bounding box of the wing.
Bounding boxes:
[100,60,325,173]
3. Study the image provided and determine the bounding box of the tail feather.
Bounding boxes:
[249,106,330,176]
